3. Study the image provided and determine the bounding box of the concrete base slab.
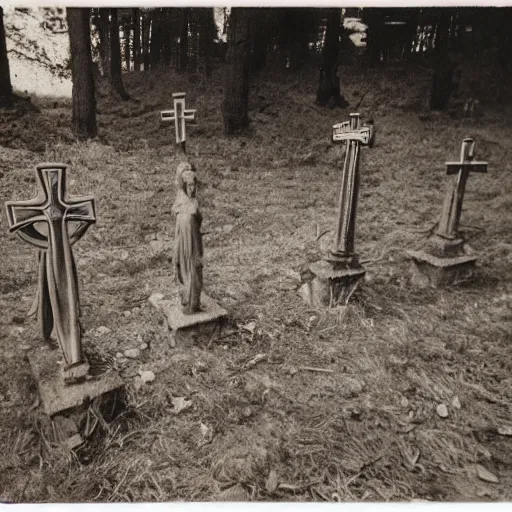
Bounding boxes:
[407,249,477,288]
[299,259,365,308]
[28,346,124,417]
[149,291,228,347]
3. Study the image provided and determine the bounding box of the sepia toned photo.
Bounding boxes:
[0,3,511,503]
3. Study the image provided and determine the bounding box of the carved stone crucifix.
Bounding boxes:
[5,163,95,384]
[329,112,374,265]
[436,137,488,241]
[160,92,197,153]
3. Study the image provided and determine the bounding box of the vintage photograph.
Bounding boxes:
[0,3,511,503]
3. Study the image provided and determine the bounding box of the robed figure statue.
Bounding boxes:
[172,162,203,314]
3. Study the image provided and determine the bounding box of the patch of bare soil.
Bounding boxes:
[1,64,512,502]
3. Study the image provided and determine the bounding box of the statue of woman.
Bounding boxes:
[172,162,203,314]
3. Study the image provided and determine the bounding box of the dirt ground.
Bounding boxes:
[0,63,512,502]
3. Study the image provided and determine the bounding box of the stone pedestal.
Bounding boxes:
[407,234,478,288]
[299,259,365,308]
[407,250,477,288]
[150,292,227,347]
[28,346,124,417]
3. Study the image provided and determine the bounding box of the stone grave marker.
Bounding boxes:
[299,113,375,307]
[149,161,227,346]
[5,163,123,445]
[160,92,197,154]
[407,137,488,287]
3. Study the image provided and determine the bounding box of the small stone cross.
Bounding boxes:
[160,92,197,153]
[330,113,374,263]
[5,163,95,384]
[436,137,488,240]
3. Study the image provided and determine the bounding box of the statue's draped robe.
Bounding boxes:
[172,190,203,314]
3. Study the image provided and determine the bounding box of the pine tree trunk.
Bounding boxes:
[67,8,97,140]
[150,10,162,68]
[222,8,251,134]
[199,8,216,77]
[133,8,141,71]
[142,14,150,70]
[0,7,13,107]
[110,8,129,100]
[97,8,111,78]
[316,9,349,108]
[123,14,131,72]
[178,8,189,72]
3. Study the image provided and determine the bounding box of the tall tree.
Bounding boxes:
[98,8,111,76]
[109,8,129,100]
[316,8,349,108]
[222,8,251,134]
[133,8,141,71]
[142,11,151,70]
[178,8,190,72]
[67,8,97,140]
[0,7,12,107]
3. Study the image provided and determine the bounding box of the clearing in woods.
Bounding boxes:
[0,65,512,502]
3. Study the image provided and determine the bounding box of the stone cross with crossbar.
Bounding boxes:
[436,137,488,240]
[330,113,374,264]
[5,163,95,384]
[160,92,197,153]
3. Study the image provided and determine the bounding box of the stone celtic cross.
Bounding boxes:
[5,163,95,384]
[160,92,197,153]
[330,113,374,265]
[436,137,488,240]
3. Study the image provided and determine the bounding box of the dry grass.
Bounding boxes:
[1,62,512,502]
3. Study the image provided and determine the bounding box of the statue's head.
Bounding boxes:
[176,161,197,198]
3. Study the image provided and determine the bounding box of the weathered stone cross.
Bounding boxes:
[5,163,95,384]
[330,112,374,264]
[436,137,488,240]
[160,92,197,153]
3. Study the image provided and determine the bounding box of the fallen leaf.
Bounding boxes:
[244,353,268,369]
[265,470,279,494]
[172,397,192,414]
[436,403,449,418]
[476,464,499,484]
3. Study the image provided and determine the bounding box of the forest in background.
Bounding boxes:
[1,7,512,134]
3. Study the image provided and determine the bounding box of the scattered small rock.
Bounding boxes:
[497,425,512,436]
[451,396,461,410]
[476,464,499,484]
[120,250,129,261]
[19,344,31,351]
[115,352,124,359]
[139,343,149,351]
[241,321,257,334]
[400,396,409,408]
[242,406,253,418]
[265,470,279,494]
[149,240,166,253]
[199,422,213,444]
[172,397,192,414]
[124,348,140,359]
[123,310,131,317]
[96,326,111,336]
[436,403,449,418]
[139,370,155,383]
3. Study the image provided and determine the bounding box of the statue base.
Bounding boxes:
[28,346,124,417]
[406,249,477,288]
[299,259,365,308]
[149,292,228,347]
